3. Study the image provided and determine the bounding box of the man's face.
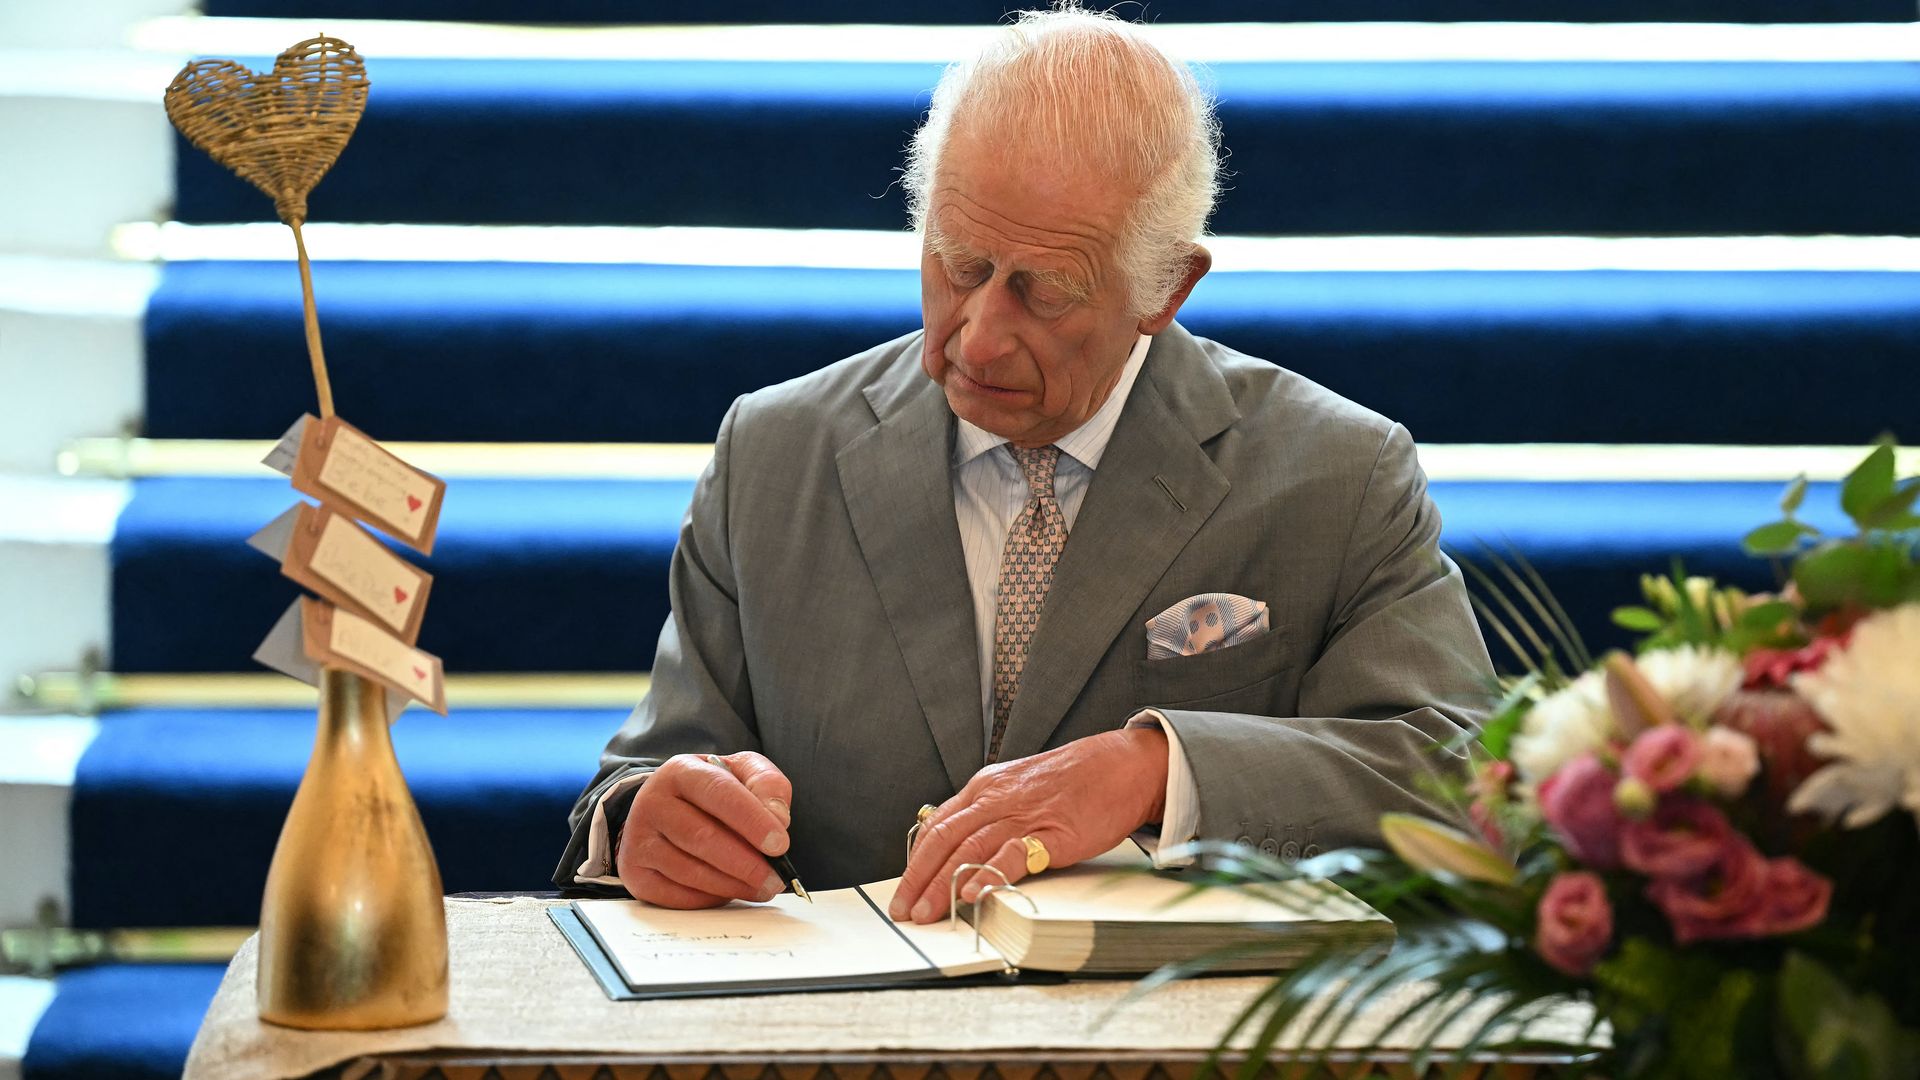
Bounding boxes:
[919,137,1147,448]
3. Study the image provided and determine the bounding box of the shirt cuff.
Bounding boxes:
[1126,708,1199,869]
[573,770,650,886]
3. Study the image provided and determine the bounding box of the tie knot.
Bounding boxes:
[1009,444,1061,501]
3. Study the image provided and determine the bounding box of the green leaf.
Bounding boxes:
[1791,541,1910,610]
[1781,473,1809,515]
[1777,951,1920,1080]
[1744,519,1817,556]
[1612,605,1666,631]
[1859,479,1920,531]
[1841,442,1897,529]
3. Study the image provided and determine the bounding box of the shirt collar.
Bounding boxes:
[952,332,1152,470]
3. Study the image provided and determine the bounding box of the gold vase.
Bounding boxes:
[258,667,449,1029]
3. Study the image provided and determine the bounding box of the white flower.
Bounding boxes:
[1790,603,1920,830]
[1510,669,1610,784]
[1636,645,1743,727]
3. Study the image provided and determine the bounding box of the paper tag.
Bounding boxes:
[301,599,447,715]
[246,503,304,561]
[282,504,432,644]
[254,599,413,718]
[262,414,312,478]
[252,599,316,685]
[291,416,446,554]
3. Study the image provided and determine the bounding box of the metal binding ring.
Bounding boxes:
[948,862,1012,929]
[971,883,1039,955]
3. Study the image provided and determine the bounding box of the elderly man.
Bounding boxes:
[555,5,1492,924]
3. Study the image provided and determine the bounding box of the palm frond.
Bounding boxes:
[1506,545,1593,670]
[1455,549,1564,681]
[1479,539,1591,676]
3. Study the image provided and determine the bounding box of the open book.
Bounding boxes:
[552,841,1393,1000]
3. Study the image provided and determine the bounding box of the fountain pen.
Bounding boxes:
[772,854,811,902]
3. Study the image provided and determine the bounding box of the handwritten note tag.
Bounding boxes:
[291,416,446,554]
[282,504,432,643]
[300,598,447,714]
[252,599,411,718]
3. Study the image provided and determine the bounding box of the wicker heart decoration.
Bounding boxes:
[164,36,368,226]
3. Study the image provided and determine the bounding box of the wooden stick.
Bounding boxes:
[289,219,336,419]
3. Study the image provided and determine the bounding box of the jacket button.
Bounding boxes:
[1280,840,1301,862]
[1303,844,1322,859]
[1235,834,1255,848]
[1259,838,1280,857]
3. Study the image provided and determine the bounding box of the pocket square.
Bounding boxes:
[1146,593,1270,660]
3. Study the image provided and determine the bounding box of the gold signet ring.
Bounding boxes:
[917,803,938,824]
[1021,836,1050,875]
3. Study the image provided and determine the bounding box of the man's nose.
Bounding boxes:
[954,280,1021,367]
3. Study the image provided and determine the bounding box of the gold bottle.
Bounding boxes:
[257,667,449,1029]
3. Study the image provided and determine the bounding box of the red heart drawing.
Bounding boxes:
[394,586,409,605]
[412,665,427,681]
[406,495,423,513]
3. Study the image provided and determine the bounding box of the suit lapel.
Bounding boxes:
[993,327,1238,762]
[836,370,983,793]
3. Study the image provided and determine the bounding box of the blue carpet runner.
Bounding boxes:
[68,706,625,929]
[200,0,1918,24]
[172,60,1920,235]
[145,262,1920,445]
[21,965,225,1080]
[109,476,1850,675]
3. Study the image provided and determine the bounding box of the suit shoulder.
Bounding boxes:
[731,330,921,438]
[1198,336,1404,454]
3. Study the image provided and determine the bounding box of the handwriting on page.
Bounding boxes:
[332,608,433,695]
[318,425,438,543]
[301,600,447,714]
[302,510,428,639]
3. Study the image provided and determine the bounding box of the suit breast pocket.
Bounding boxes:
[1133,626,1293,711]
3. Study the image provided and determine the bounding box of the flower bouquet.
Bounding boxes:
[1180,442,1920,1079]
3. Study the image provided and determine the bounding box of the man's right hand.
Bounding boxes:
[614,751,793,908]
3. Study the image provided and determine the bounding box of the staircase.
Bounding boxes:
[6,2,1919,1076]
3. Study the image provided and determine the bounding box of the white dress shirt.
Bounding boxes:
[950,333,1199,868]
[576,333,1199,885]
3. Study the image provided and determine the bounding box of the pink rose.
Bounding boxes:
[1698,727,1760,797]
[1538,753,1625,869]
[1621,797,1734,879]
[1534,871,1613,977]
[1760,857,1832,936]
[1644,834,1770,944]
[1623,726,1701,793]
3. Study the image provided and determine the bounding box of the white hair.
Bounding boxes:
[900,3,1223,320]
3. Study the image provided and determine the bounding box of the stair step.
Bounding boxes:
[144,260,1920,445]
[68,706,621,929]
[108,475,1849,676]
[21,964,224,1080]
[170,59,1920,234]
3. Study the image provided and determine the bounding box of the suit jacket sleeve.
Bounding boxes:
[552,396,763,887]
[1154,422,1490,853]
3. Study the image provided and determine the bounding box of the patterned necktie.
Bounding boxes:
[988,444,1066,763]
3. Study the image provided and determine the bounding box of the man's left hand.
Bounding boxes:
[888,725,1169,924]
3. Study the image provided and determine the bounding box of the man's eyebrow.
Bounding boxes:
[1023,266,1092,303]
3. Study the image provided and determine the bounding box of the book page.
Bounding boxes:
[574,886,953,993]
[860,878,1008,977]
[1013,842,1383,926]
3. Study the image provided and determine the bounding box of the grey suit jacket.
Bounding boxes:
[555,324,1494,891]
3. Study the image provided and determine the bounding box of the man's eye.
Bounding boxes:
[948,263,990,287]
[1028,290,1073,316]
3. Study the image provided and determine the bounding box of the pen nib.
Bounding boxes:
[792,879,812,903]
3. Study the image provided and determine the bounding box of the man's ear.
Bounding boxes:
[1136,244,1212,336]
